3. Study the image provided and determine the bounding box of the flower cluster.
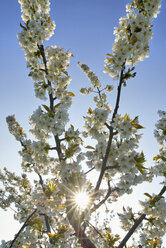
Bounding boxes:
[118,207,137,231]
[29,105,69,139]
[18,0,55,47]
[79,62,101,94]
[152,147,166,186]
[154,110,166,146]
[104,0,162,80]
[6,115,26,141]
[19,139,54,173]
[138,194,166,246]
[84,113,152,200]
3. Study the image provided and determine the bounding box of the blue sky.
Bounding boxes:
[0,0,166,242]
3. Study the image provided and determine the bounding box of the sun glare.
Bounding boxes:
[74,191,89,210]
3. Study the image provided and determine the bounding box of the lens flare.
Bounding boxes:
[74,191,89,210]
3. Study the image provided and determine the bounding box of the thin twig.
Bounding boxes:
[9,209,37,248]
[85,167,95,175]
[105,164,118,170]
[86,220,104,238]
[48,146,57,150]
[111,65,125,122]
[91,184,118,213]
[37,172,45,192]
[37,173,53,237]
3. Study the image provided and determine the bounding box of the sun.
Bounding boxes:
[74,191,90,210]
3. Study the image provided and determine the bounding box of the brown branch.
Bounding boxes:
[54,135,64,161]
[111,68,125,122]
[48,146,57,150]
[94,129,114,192]
[91,183,118,213]
[158,185,166,196]
[105,122,111,129]
[44,214,51,233]
[66,198,97,248]
[105,164,118,170]
[94,68,124,192]
[37,173,53,241]
[9,209,37,248]
[37,172,45,192]
[86,220,104,238]
[85,167,95,175]
[38,44,65,162]
[38,44,54,111]
[118,185,166,248]
[118,214,146,248]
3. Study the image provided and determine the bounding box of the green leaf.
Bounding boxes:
[106,53,113,58]
[123,206,126,211]
[70,124,74,130]
[47,17,51,23]
[124,113,130,121]
[42,104,50,112]
[85,145,95,150]
[144,193,152,199]
[54,103,61,109]
[131,116,139,123]
[153,155,159,161]
[136,163,147,174]
[68,92,75,97]
[88,107,93,115]
[63,71,69,76]
[57,206,65,210]
[132,123,144,129]
[28,71,33,77]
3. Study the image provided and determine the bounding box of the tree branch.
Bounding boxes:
[38,44,65,162]
[9,209,37,248]
[94,68,124,193]
[91,183,118,213]
[118,185,166,248]
[84,167,95,175]
[37,173,53,242]
[38,44,54,111]
[66,198,97,248]
[118,214,146,248]
[94,128,114,192]
[86,220,104,238]
[111,66,125,122]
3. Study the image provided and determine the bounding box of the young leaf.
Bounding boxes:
[47,17,51,23]
[68,92,75,97]
[124,113,130,121]
[106,53,113,58]
[123,206,126,212]
[42,104,50,112]
[85,145,95,150]
[144,193,152,199]
[48,233,54,238]
[88,107,93,115]
[57,206,65,210]
[132,123,144,129]
[54,103,61,109]
[70,124,74,130]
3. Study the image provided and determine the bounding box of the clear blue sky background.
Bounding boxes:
[0,0,166,243]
